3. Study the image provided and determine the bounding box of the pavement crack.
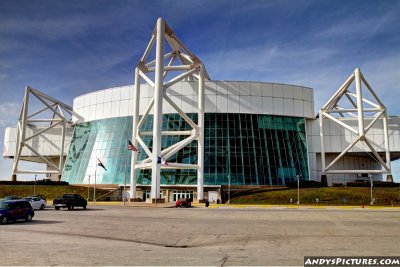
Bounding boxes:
[8,229,179,248]
[164,244,189,248]
[165,238,190,248]
[220,255,229,267]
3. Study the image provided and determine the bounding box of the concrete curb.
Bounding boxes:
[83,202,400,210]
[192,204,400,210]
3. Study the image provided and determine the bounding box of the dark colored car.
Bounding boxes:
[0,200,35,224]
[53,194,87,210]
[175,198,192,208]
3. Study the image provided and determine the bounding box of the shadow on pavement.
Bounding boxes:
[31,220,64,225]
[2,220,63,225]
[50,208,105,211]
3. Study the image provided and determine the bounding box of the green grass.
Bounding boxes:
[231,187,400,206]
[2,185,399,206]
[0,185,109,201]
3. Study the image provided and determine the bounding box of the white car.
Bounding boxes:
[23,197,46,210]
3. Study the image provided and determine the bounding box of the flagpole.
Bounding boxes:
[123,154,127,205]
[87,175,90,201]
[155,157,157,207]
[94,159,97,205]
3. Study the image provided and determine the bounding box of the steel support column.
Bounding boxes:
[150,17,165,201]
[197,65,205,201]
[130,67,141,200]
[131,17,210,203]
[382,112,391,173]
[354,68,365,136]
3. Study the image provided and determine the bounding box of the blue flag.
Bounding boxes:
[97,158,107,171]
[157,156,168,166]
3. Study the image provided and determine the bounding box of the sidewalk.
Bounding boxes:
[88,201,176,208]
[86,201,400,210]
[192,203,400,210]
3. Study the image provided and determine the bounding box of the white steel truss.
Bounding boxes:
[12,86,73,181]
[319,68,391,175]
[129,17,209,202]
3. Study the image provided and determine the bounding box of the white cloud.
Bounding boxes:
[204,44,338,77]
[0,102,19,128]
[318,3,400,40]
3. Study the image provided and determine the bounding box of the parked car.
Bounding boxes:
[0,200,35,224]
[53,194,87,210]
[23,197,46,210]
[175,198,192,208]
[0,196,21,202]
[28,195,47,202]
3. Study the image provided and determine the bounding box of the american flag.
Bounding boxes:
[127,139,139,153]
[157,156,168,166]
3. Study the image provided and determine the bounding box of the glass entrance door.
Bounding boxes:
[143,190,163,201]
[173,190,194,201]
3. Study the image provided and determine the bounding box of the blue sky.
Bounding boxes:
[1,0,400,181]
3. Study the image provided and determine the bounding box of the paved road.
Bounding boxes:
[1,205,399,266]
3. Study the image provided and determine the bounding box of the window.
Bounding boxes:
[63,114,309,186]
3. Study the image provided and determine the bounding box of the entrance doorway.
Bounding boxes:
[173,190,194,201]
[142,190,163,201]
[208,191,219,203]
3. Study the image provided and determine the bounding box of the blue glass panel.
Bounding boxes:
[63,113,309,186]
[63,117,132,184]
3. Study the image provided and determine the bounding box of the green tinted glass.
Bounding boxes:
[63,113,308,185]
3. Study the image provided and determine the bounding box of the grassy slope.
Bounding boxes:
[231,187,400,206]
[2,185,399,206]
[0,185,109,201]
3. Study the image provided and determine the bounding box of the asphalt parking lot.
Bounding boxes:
[1,205,400,266]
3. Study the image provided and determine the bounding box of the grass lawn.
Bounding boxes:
[2,185,400,206]
[231,187,400,206]
[0,185,109,201]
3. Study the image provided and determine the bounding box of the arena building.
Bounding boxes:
[3,18,400,203]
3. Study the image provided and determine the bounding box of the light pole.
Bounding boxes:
[227,175,231,204]
[87,175,91,201]
[369,174,374,205]
[297,175,300,205]
[123,176,127,205]
[123,155,128,205]
[94,163,97,205]
[34,174,37,195]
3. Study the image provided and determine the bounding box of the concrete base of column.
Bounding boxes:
[11,174,17,182]
[386,174,393,182]
[150,198,165,204]
[57,174,62,182]
[321,175,328,187]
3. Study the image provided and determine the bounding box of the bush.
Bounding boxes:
[0,184,108,200]
[347,181,399,188]
[230,187,400,205]
[0,180,69,186]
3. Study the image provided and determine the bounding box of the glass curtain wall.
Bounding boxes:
[204,114,309,186]
[63,114,308,185]
[62,117,132,184]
